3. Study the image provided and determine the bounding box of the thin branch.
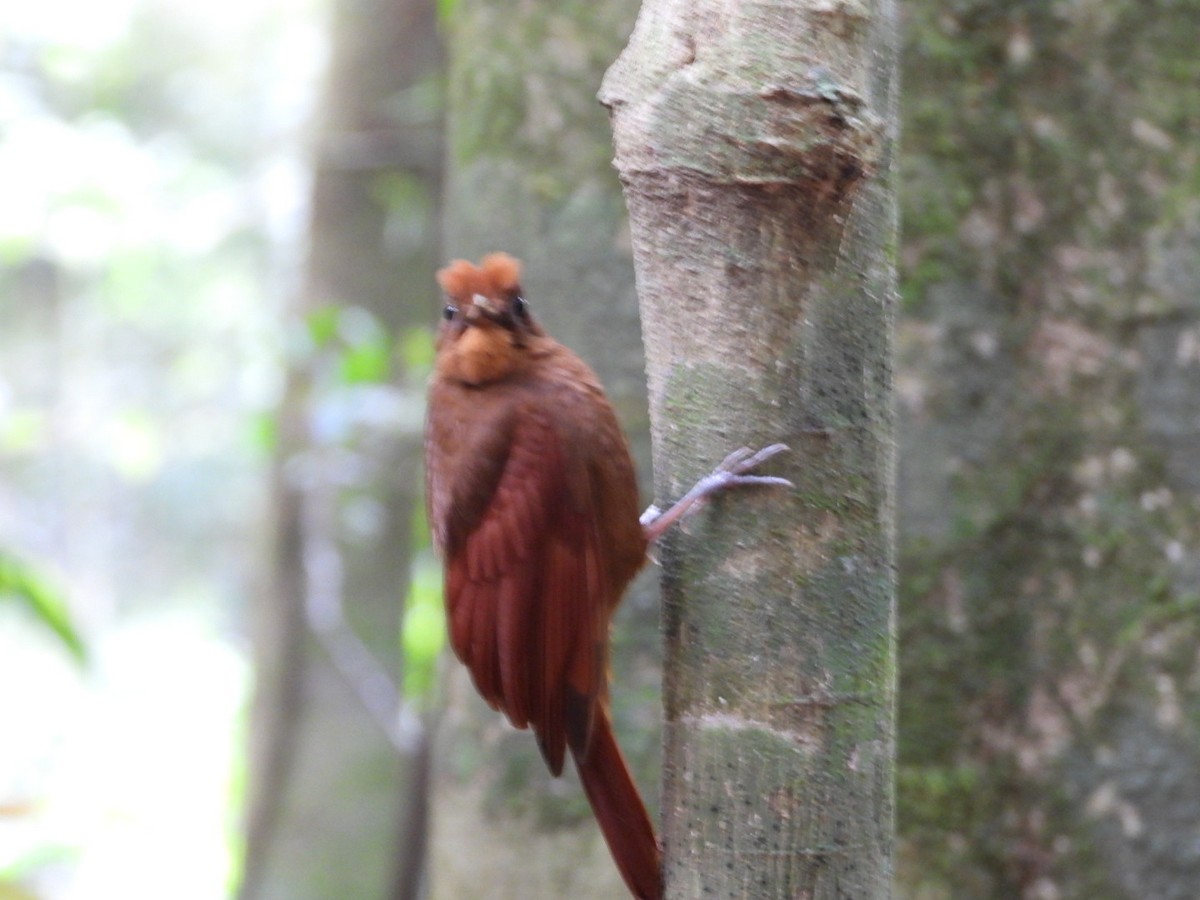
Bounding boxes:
[300,450,424,755]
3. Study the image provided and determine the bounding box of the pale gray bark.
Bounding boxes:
[602,0,899,897]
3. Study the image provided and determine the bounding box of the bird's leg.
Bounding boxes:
[641,443,793,545]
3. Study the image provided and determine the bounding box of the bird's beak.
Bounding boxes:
[464,293,501,327]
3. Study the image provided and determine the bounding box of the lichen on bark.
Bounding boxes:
[898,2,1200,897]
[604,0,898,895]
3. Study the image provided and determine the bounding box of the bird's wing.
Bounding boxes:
[444,405,609,776]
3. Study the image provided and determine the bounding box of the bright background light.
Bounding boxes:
[0,0,322,896]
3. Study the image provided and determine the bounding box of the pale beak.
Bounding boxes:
[471,293,493,312]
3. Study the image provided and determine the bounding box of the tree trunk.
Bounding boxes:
[602,1,899,897]
[239,0,442,897]
[428,3,650,899]
[898,4,1200,898]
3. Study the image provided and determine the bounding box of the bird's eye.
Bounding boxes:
[513,296,529,320]
[442,304,458,321]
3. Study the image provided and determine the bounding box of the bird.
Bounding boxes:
[424,252,790,900]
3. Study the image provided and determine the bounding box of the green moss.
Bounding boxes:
[899,0,1200,895]
[447,2,632,197]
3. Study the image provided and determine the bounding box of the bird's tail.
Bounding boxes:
[572,710,663,900]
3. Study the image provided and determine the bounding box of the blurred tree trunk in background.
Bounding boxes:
[428,2,652,898]
[239,0,442,896]
[603,0,897,896]
[898,3,1200,898]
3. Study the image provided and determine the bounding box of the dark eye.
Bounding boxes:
[513,296,529,320]
[442,304,458,321]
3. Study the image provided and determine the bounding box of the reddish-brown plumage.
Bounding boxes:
[425,253,661,899]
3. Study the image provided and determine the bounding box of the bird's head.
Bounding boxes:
[434,252,545,386]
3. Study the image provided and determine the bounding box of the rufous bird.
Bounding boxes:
[424,252,789,900]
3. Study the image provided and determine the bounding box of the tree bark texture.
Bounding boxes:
[898,4,1200,899]
[240,0,442,897]
[603,1,899,897]
[429,2,652,899]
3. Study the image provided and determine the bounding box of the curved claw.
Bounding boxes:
[715,443,790,477]
[642,443,793,546]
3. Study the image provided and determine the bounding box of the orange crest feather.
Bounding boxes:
[437,253,523,299]
[480,253,522,293]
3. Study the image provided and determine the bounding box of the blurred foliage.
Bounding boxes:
[398,324,437,373]
[1,0,318,897]
[398,331,441,704]
[307,305,395,385]
[301,304,445,702]
[0,841,76,899]
[297,298,444,705]
[0,554,85,664]
[436,0,462,28]
[0,882,40,900]
[402,548,445,705]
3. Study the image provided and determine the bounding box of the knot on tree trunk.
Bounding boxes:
[600,1,881,210]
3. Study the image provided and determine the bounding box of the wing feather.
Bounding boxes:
[537,537,576,774]
[565,528,608,757]
[447,563,474,664]
[467,580,501,710]
[495,559,533,728]
[441,404,617,771]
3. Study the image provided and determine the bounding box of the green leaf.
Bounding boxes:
[401,551,445,703]
[398,326,435,374]
[436,0,461,27]
[331,307,392,384]
[0,554,87,666]
[246,410,278,454]
[306,306,340,348]
[338,339,391,384]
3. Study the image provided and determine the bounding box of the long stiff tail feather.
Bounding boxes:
[572,711,663,900]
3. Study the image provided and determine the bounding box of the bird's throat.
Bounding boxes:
[438,325,524,386]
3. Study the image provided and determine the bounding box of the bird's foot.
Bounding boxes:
[641,443,793,545]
